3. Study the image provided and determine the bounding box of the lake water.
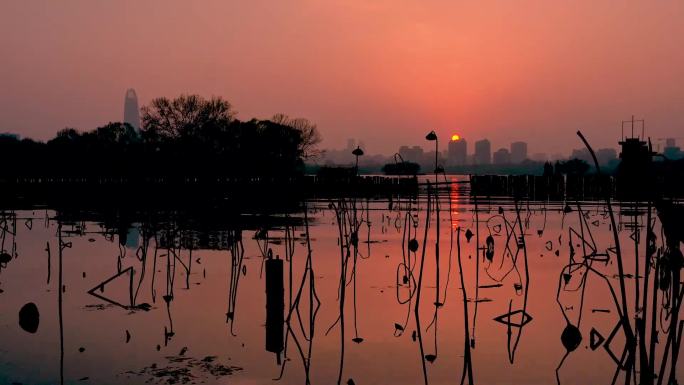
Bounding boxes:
[0,177,681,385]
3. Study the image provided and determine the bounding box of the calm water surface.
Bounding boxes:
[0,182,681,384]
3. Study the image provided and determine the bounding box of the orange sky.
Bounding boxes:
[1,1,683,155]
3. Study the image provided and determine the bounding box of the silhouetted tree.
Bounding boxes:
[141,94,235,142]
[543,162,554,177]
[51,128,81,144]
[0,94,320,180]
[271,114,322,160]
[95,122,140,146]
[553,158,590,176]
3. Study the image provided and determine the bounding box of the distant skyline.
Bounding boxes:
[2,1,684,154]
[327,136,617,160]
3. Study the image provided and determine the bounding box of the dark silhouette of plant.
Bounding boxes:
[271,114,322,160]
[553,159,590,176]
[0,94,321,180]
[141,94,235,141]
[543,161,554,177]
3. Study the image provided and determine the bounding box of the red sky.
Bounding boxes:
[1,1,683,155]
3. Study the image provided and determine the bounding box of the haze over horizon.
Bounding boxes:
[2,1,683,155]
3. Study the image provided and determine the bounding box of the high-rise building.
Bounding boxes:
[596,148,618,165]
[493,148,511,165]
[124,88,140,131]
[474,139,491,165]
[665,138,676,148]
[448,136,467,165]
[570,148,592,163]
[399,145,424,163]
[663,138,683,160]
[510,141,528,164]
[531,153,548,162]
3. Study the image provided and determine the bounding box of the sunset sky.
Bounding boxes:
[1,1,683,156]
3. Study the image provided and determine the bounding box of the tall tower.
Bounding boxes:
[493,148,511,164]
[123,88,140,132]
[448,136,467,165]
[510,141,528,164]
[474,139,491,165]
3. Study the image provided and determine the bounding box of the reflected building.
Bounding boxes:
[124,88,140,132]
[510,141,527,164]
[474,139,491,165]
[448,136,467,166]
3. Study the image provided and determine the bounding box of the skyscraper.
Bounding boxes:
[570,148,592,163]
[124,88,140,131]
[531,153,548,162]
[596,148,618,165]
[665,138,676,148]
[398,145,424,163]
[663,139,683,160]
[448,136,467,165]
[493,148,511,164]
[510,141,528,164]
[474,139,491,165]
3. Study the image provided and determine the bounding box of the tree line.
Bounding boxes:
[0,95,321,179]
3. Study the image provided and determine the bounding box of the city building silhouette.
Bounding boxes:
[399,145,425,164]
[448,136,467,166]
[510,141,527,164]
[474,139,491,165]
[570,148,592,163]
[124,88,140,132]
[493,148,511,165]
[596,148,618,166]
[664,138,683,160]
[531,153,548,162]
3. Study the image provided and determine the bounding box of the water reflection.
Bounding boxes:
[0,191,682,384]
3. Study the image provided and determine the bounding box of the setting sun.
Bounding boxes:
[451,134,461,141]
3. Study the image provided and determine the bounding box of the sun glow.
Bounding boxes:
[451,134,461,141]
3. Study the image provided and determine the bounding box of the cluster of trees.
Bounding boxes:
[543,159,591,176]
[0,95,321,179]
